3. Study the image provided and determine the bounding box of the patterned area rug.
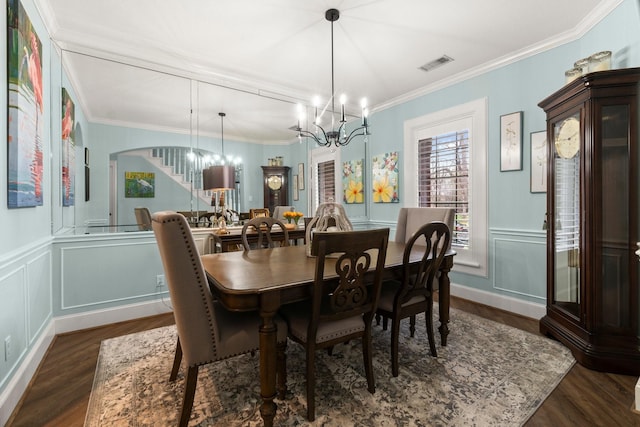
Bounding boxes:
[85,307,574,426]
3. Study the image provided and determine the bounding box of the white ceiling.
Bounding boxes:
[35,0,619,144]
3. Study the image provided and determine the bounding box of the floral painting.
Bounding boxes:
[62,88,76,206]
[372,152,399,203]
[343,159,364,204]
[7,0,44,208]
[125,172,155,198]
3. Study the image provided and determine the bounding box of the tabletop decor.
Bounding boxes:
[85,308,574,426]
[305,202,353,256]
[283,210,303,228]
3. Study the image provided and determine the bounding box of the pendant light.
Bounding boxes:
[203,112,235,190]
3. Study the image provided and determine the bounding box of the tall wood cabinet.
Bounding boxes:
[538,68,640,375]
[261,166,290,215]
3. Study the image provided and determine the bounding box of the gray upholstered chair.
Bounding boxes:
[134,207,152,231]
[394,207,455,249]
[280,228,389,421]
[376,222,450,377]
[272,205,294,220]
[241,216,290,251]
[151,211,288,427]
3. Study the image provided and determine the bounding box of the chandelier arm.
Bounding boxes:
[338,126,369,147]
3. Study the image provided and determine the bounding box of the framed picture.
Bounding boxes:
[298,163,305,190]
[7,0,45,208]
[61,88,76,207]
[500,111,523,171]
[372,152,399,203]
[125,171,155,198]
[342,159,364,204]
[530,130,547,193]
[292,174,299,201]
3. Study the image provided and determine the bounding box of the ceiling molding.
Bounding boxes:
[374,0,624,113]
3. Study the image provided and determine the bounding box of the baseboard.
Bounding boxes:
[55,298,173,334]
[0,299,173,425]
[450,282,546,320]
[0,321,55,427]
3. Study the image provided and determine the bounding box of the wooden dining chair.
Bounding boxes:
[280,228,389,421]
[151,211,288,426]
[376,222,450,377]
[241,216,290,250]
[134,207,152,231]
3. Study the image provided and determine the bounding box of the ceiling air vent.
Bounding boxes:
[419,55,454,72]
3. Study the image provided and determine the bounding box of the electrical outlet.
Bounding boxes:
[4,336,11,361]
[156,274,166,288]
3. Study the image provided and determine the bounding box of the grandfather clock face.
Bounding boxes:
[262,166,289,211]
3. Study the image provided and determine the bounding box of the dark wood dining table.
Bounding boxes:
[210,225,306,252]
[201,241,455,426]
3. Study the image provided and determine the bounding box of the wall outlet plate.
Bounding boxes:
[156,274,166,287]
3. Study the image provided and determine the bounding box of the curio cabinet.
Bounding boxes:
[538,67,640,375]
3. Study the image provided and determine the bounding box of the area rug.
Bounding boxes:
[85,307,574,426]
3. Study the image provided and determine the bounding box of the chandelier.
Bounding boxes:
[295,8,369,147]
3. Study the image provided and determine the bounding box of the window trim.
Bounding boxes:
[403,98,488,277]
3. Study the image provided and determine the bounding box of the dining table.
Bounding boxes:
[209,225,307,252]
[201,240,455,426]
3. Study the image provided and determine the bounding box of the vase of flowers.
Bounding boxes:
[283,210,304,229]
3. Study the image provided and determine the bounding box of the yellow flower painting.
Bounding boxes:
[372,152,399,203]
[342,159,364,204]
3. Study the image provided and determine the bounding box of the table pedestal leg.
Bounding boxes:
[438,256,454,346]
[259,295,279,426]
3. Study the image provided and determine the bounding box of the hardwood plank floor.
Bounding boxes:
[6,297,640,426]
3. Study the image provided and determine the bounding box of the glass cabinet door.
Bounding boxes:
[600,104,631,329]
[552,112,581,317]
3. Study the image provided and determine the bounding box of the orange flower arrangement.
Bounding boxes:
[283,210,304,224]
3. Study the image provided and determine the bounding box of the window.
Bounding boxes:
[316,160,335,206]
[310,147,339,214]
[404,98,488,277]
[418,131,469,248]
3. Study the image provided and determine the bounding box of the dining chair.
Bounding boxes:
[272,205,294,220]
[134,207,152,231]
[376,222,450,377]
[241,216,290,250]
[394,207,454,248]
[280,228,389,421]
[151,211,288,427]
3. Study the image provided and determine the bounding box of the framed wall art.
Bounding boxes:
[342,159,364,204]
[372,152,399,203]
[125,172,155,198]
[500,111,523,172]
[7,0,45,208]
[61,88,76,206]
[293,174,299,201]
[530,130,547,193]
[297,162,305,190]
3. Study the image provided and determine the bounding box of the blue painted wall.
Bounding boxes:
[1,0,639,411]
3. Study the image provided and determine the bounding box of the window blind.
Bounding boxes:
[418,131,469,248]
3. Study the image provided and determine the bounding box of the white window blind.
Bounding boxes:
[418,131,469,248]
[554,156,580,251]
[316,160,335,206]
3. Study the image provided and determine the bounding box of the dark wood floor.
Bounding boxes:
[6,297,640,426]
